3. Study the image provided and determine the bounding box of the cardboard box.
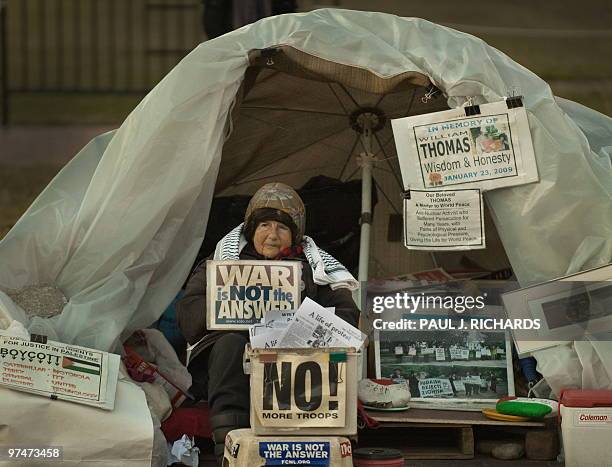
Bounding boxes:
[245,346,359,436]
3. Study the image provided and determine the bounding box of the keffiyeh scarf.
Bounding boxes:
[214,223,359,291]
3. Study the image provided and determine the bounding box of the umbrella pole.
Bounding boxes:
[356,121,375,378]
[358,124,374,287]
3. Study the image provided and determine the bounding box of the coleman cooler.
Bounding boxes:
[222,428,353,466]
[245,346,359,436]
[559,389,612,467]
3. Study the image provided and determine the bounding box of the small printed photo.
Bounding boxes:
[307,324,334,348]
[470,125,510,154]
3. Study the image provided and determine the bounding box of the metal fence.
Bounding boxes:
[0,0,204,124]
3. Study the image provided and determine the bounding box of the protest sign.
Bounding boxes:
[0,334,120,410]
[207,260,301,330]
[404,188,485,250]
[392,99,538,191]
[435,348,446,361]
[418,378,455,398]
[450,348,465,360]
[259,441,331,466]
[251,351,346,428]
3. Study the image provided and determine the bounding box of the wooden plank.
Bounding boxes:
[366,408,546,427]
[361,425,475,460]
[458,426,474,455]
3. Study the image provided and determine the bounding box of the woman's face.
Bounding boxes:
[253,220,292,258]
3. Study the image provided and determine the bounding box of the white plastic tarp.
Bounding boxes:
[0,373,153,467]
[0,9,611,369]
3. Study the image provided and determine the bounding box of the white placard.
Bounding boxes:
[418,378,455,398]
[0,334,120,410]
[404,188,485,250]
[392,99,539,191]
[450,348,469,360]
[207,260,301,330]
[435,348,446,361]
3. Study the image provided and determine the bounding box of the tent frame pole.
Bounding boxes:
[358,124,374,287]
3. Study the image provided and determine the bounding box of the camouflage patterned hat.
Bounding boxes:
[244,183,306,243]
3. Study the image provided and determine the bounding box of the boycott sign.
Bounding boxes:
[0,334,120,410]
[418,378,454,398]
[251,352,346,428]
[404,188,485,250]
[259,442,331,465]
[207,260,301,330]
[392,99,538,191]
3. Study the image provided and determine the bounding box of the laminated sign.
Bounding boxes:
[252,352,346,428]
[207,260,301,330]
[404,188,485,250]
[259,441,331,466]
[0,334,120,410]
[392,99,539,191]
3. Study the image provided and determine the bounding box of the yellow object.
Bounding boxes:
[482,408,530,422]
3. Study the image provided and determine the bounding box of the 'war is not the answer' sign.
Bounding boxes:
[392,99,538,191]
[207,260,301,330]
[251,352,346,428]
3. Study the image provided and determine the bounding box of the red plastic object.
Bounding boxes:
[369,378,396,386]
[559,389,612,408]
[353,448,403,467]
[161,403,212,442]
[558,389,612,422]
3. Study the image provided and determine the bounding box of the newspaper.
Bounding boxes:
[250,306,336,349]
[277,298,365,349]
[263,308,297,327]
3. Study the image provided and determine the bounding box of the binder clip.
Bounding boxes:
[506,95,524,109]
[330,352,347,363]
[402,190,411,200]
[30,333,48,344]
[464,98,481,116]
[261,47,279,66]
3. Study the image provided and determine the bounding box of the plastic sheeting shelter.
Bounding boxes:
[0,7,611,390]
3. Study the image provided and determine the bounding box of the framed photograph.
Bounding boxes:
[368,280,515,409]
[502,263,612,356]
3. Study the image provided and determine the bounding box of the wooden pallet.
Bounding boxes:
[360,424,474,460]
[360,408,547,460]
[366,408,546,427]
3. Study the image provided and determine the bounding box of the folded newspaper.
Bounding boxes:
[249,298,365,350]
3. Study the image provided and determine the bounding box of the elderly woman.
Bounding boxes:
[176,182,360,462]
